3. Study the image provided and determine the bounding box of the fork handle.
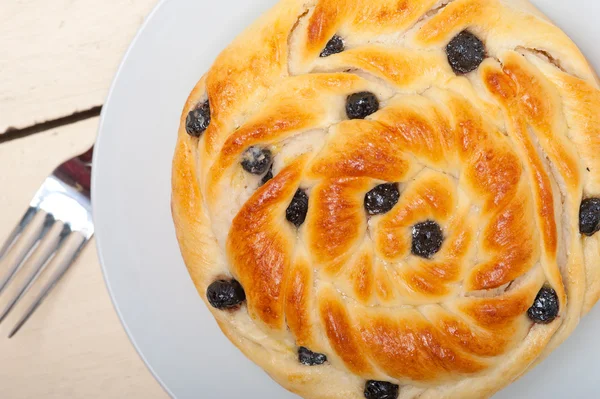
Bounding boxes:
[54,146,94,194]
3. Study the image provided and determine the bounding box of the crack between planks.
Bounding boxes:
[0,105,102,144]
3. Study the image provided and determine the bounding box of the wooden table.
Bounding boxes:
[0,1,167,397]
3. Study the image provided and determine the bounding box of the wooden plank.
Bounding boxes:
[0,118,166,399]
[0,0,157,133]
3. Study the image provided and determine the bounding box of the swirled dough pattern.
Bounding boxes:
[172,0,600,397]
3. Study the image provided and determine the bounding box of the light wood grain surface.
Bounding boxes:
[0,1,168,398]
[0,0,157,132]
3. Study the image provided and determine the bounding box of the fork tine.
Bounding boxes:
[8,234,90,338]
[0,207,38,261]
[0,223,72,325]
[0,212,54,296]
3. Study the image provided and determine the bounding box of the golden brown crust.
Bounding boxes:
[172,0,600,397]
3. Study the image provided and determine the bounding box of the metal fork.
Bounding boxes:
[0,146,94,337]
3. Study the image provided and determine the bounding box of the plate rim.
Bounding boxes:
[91,0,174,397]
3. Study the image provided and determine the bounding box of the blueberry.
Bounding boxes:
[346,92,379,119]
[579,198,600,236]
[241,146,272,175]
[411,220,444,259]
[298,347,328,366]
[527,286,559,324]
[364,380,399,399]
[286,189,309,227]
[206,279,246,309]
[260,166,274,186]
[320,35,345,57]
[446,30,485,75]
[364,183,400,215]
[185,100,211,137]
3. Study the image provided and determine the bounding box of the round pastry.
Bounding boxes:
[171,0,600,397]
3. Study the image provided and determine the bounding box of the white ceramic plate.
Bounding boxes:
[93,0,600,397]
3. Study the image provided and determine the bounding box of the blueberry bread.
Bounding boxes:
[171,0,600,397]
